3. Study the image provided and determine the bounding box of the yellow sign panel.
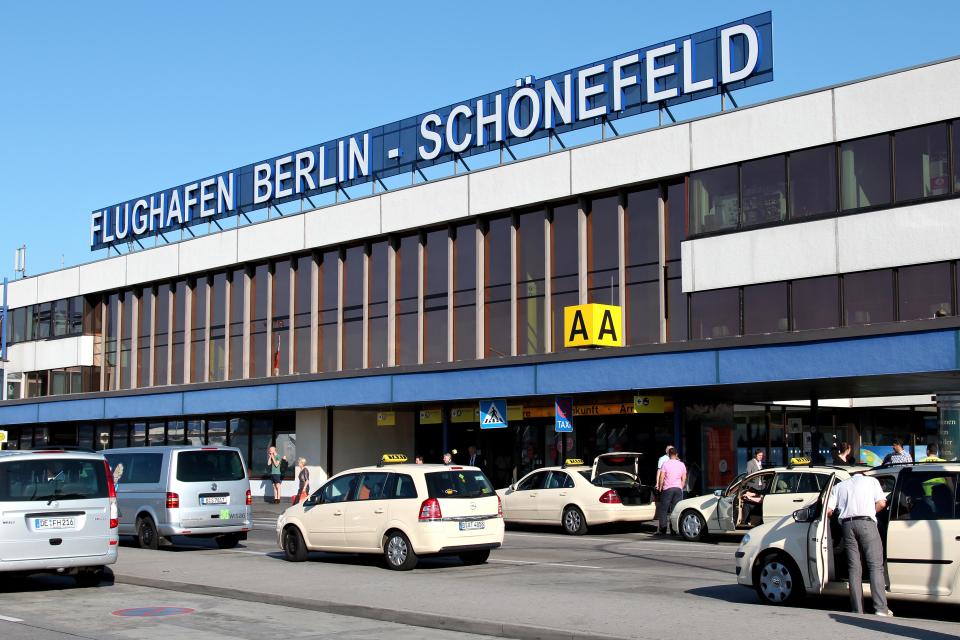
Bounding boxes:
[419,408,442,425]
[376,411,396,427]
[0,430,7,444]
[563,304,623,347]
[633,395,665,414]
[450,406,522,423]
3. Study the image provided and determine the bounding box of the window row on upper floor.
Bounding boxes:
[4,295,100,345]
[689,120,960,236]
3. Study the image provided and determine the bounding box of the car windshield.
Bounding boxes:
[0,458,108,502]
[425,470,495,499]
[176,450,245,482]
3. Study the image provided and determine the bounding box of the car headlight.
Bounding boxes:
[739,533,751,547]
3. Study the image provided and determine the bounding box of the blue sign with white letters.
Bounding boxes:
[555,396,573,433]
[90,12,772,251]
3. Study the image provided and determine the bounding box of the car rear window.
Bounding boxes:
[0,458,108,502]
[425,470,495,499]
[175,450,245,482]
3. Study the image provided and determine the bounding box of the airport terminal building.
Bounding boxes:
[2,18,960,495]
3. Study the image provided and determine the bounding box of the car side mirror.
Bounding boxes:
[713,489,723,497]
[304,495,319,507]
[508,484,516,492]
[792,507,814,523]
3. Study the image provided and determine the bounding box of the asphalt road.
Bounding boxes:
[1,512,958,640]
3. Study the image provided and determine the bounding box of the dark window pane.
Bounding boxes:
[895,123,950,202]
[588,196,619,304]
[250,265,269,378]
[690,166,738,234]
[899,262,952,320]
[137,290,151,387]
[228,417,251,473]
[666,271,686,342]
[690,288,739,340]
[484,217,511,358]
[741,156,786,227]
[172,280,187,384]
[626,188,660,345]
[789,145,837,218]
[190,279,207,383]
[36,301,51,340]
[69,296,84,334]
[210,272,227,381]
[228,269,244,380]
[397,235,419,366]
[342,246,364,370]
[369,241,388,369]
[105,294,119,389]
[792,276,839,331]
[552,204,579,351]
[743,282,789,335]
[517,210,545,355]
[424,228,449,364]
[844,270,894,326]
[293,256,313,374]
[453,222,476,361]
[954,121,960,193]
[665,182,686,257]
[53,298,69,337]
[155,286,170,385]
[841,135,891,210]
[119,291,133,389]
[272,261,291,376]
[318,250,339,372]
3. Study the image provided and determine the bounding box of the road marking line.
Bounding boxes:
[491,559,602,569]
[0,614,24,622]
[505,531,737,550]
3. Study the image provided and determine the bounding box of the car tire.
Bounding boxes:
[282,526,308,562]
[755,553,805,606]
[459,550,491,566]
[215,533,242,549]
[679,510,708,542]
[383,531,418,571]
[562,506,588,536]
[74,567,105,588]
[136,516,159,551]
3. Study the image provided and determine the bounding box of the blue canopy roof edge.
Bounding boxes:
[0,329,957,425]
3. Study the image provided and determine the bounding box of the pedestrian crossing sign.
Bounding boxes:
[479,399,508,429]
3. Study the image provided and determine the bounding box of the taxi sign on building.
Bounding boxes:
[563,304,623,347]
[479,399,508,429]
[555,397,573,433]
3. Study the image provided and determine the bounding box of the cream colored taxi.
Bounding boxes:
[736,462,960,607]
[671,461,865,542]
[497,454,656,535]
[276,455,504,570]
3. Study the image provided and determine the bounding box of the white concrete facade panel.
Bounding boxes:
[6,276,39,309]
[37,268,80,303]
[834,59,960,141]
[6,342,36,373]
[126,244,179,284]
[837,200,960,273]
[570,124,691,194]
[469,151,571,215]
[78,255,127,296]
[237,214,306,263]
[33,335,94,370]
[381,176,469,234]
[691,91,835,170]
[304,197,381,249]
[683,218,838,292]
[178,229,238,275]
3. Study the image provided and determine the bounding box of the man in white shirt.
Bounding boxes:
[827,474,891,616]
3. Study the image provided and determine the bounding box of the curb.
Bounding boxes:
[113,573,633,640]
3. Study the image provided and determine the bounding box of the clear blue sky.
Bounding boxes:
[1,1,957,280]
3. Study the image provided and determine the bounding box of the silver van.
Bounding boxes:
[0,449,118,586]
[103,445,252,549]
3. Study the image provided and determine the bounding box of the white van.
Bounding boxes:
[0,449,118,586]
[104,446,252,549]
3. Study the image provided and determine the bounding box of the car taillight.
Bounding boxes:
[246,489,252,506]
[166,492,180,509]
[102,460,119,528]
[599,489,621,504]
[497,495,503,518]
[418,498,442,521]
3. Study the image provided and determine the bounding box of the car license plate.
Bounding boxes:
[459,520,485,531]
[34,517,76,530]
[201,496,229,505]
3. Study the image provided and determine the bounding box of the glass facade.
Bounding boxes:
[396,235,419,365]
[484,217,511,358]
[272,260,291,376]
[517,210,546,355]
[342,246,364,370]
[190,277,207,383]
[453,222,476,361]
[625,188,659,345]
[293,255,312,374]
[369,241,389,369]
[423,228,448,363]
[588,196,619,305]
[551,203,579,352]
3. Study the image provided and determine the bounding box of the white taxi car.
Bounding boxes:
[276,455,504,570]
[671,462,865,542]
[497,454,656,535]
[736,462,960,606]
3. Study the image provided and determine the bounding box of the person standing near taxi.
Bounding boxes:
[921,443,945,462]
[828,474,893,616]
[655,448,686,536]
[746,449,764,475]
[267,446,283,504]
[882,439,912,465]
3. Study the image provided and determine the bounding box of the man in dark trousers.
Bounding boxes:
[655,448,686,536]
[466,445,485,471]
[828,474,893,616]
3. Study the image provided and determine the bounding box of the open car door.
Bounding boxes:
[804,472,837,595]
[716,473,746,532]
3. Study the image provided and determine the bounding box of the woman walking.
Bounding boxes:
[293,458,310,505]
[268,446,283,504]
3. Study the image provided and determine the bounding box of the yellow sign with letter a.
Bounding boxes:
[563,304,623,347]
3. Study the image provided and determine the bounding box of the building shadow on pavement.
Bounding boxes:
[0,568,115,593]
[830,614,959,639]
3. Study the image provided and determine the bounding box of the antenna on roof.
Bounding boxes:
[13,245,26,279]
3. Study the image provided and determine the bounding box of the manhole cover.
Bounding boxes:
[112,607,195,617]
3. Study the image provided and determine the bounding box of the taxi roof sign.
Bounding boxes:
[563,458,584,467]
[378,454,408,466]
[789,456,811,467]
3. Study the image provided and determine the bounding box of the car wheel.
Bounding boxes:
[215,533,241,549]
[74,567,105,588]
[282,526,308,562]
[562,506,587,536]
[755,553,805,605]
[384,531,418,571]
[459,550,491,566]
[136,516,159,551]
[679,510,708,542]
